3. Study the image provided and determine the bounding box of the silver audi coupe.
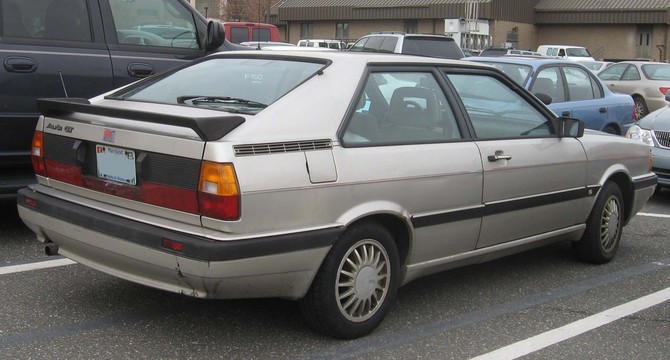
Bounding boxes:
[18,51,657,339]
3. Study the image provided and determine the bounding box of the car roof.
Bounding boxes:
[470,56,583,67]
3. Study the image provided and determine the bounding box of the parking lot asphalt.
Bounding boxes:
[1,190,669,359]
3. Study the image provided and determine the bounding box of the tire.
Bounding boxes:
[633,96,648,120]
[602,125,618,135]
[575,182,624,264]
[299,221,399,339]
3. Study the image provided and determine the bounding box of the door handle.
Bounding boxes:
[599,107,607,113]
[127,63,155,78]
[488,154,512,162]
[4,56,37,73]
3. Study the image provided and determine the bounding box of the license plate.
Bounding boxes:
[96,144,137,185]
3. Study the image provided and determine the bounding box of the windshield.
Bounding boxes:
[566,48,591,57]
[114,57,326,114]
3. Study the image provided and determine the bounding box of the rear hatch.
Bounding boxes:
[31,97,245,225]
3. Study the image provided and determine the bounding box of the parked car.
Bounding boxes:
[579,60,614,73]
[348,32,465,59]
[597,61,670,120]
[536,45,596,61]
[240,41,296,49]
[469,57,635,134]
[18,51,657,339]
[479,47,541,57]
[297,39,347,50]
[222,22,281,44]
[0,0,244,194]
[626,92,670,188]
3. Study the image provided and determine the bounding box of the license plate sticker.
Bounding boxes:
[96,144,137,185]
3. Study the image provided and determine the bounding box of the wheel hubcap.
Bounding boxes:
[634,102,645,120]
[336,239,390,322]
[600,196,621,251]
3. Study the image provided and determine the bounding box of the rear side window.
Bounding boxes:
[597,64,628,81]
[230,27,249,43]
[109,0,199,49]
[343,71,461,146]
[531,67,566,103]
[402,38,464,59]
[0,0,91,42]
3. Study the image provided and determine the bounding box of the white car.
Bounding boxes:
[18,51,657,339]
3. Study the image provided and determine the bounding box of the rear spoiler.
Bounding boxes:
[36,98,245,141]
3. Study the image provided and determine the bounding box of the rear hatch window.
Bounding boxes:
[402,37,464,59]
[111,57,327,114]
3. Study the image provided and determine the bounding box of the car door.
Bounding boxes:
[0,0,112,163]
[445,70,588,248]
[559,65,609,131]
[100,0,208,88]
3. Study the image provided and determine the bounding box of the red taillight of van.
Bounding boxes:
[198,162,240,221]
[660,87,670,95]
[31,131,46,176]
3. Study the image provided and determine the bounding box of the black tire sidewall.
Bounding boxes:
[577,182,623,263]
[302,221,400,339]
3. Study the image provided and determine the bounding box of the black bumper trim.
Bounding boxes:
[633,173,658,190]
[17,188,341,262]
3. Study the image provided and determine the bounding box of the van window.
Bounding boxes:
[109,0,199,49]
[230,27,249,43]
[1,0,92,42]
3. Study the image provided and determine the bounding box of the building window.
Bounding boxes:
[403,20,417,34]
[336,22,349,39]
[300,23,313,38]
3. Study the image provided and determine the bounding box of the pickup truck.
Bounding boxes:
[0,0,242,193]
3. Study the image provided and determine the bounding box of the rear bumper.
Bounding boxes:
[17,187,339,300]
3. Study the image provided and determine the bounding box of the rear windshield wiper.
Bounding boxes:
[177,95,267,108]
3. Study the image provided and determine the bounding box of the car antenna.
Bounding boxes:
[58,70,69,98]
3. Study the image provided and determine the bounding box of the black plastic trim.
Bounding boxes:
[17,188,341,262]
[411,186,599,229]
[37,98,245,141]
[633,174,658,190]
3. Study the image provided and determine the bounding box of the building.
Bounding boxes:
[267,0,670,61]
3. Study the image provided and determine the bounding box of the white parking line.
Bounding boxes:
[637,212,670,219]
[0,258,76,275]
[471,287,670,360]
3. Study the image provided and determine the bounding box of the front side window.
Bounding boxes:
[564,66,599,101]
[1,0,91,42]
[109,0,199,49]
[448,73,552,139]
[343,72,461,145]
[114,58,326,115]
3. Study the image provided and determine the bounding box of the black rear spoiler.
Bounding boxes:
[36,98,245,141]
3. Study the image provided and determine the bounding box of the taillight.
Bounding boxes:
[660,87,670,95]
[198,162,240,220]
[31,131,46,176]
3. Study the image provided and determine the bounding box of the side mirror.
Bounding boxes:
[534,93,552,105]
[559,116,584,138]
[206,21,225,51]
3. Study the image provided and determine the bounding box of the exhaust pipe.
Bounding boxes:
[45,243,59,256]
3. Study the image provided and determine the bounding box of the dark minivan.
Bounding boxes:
[0,0,241,193]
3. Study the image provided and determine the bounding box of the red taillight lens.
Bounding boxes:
[660,87,670,95]
[198,162,240,220]
[162,238,184,252]
[31,131,46,176]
